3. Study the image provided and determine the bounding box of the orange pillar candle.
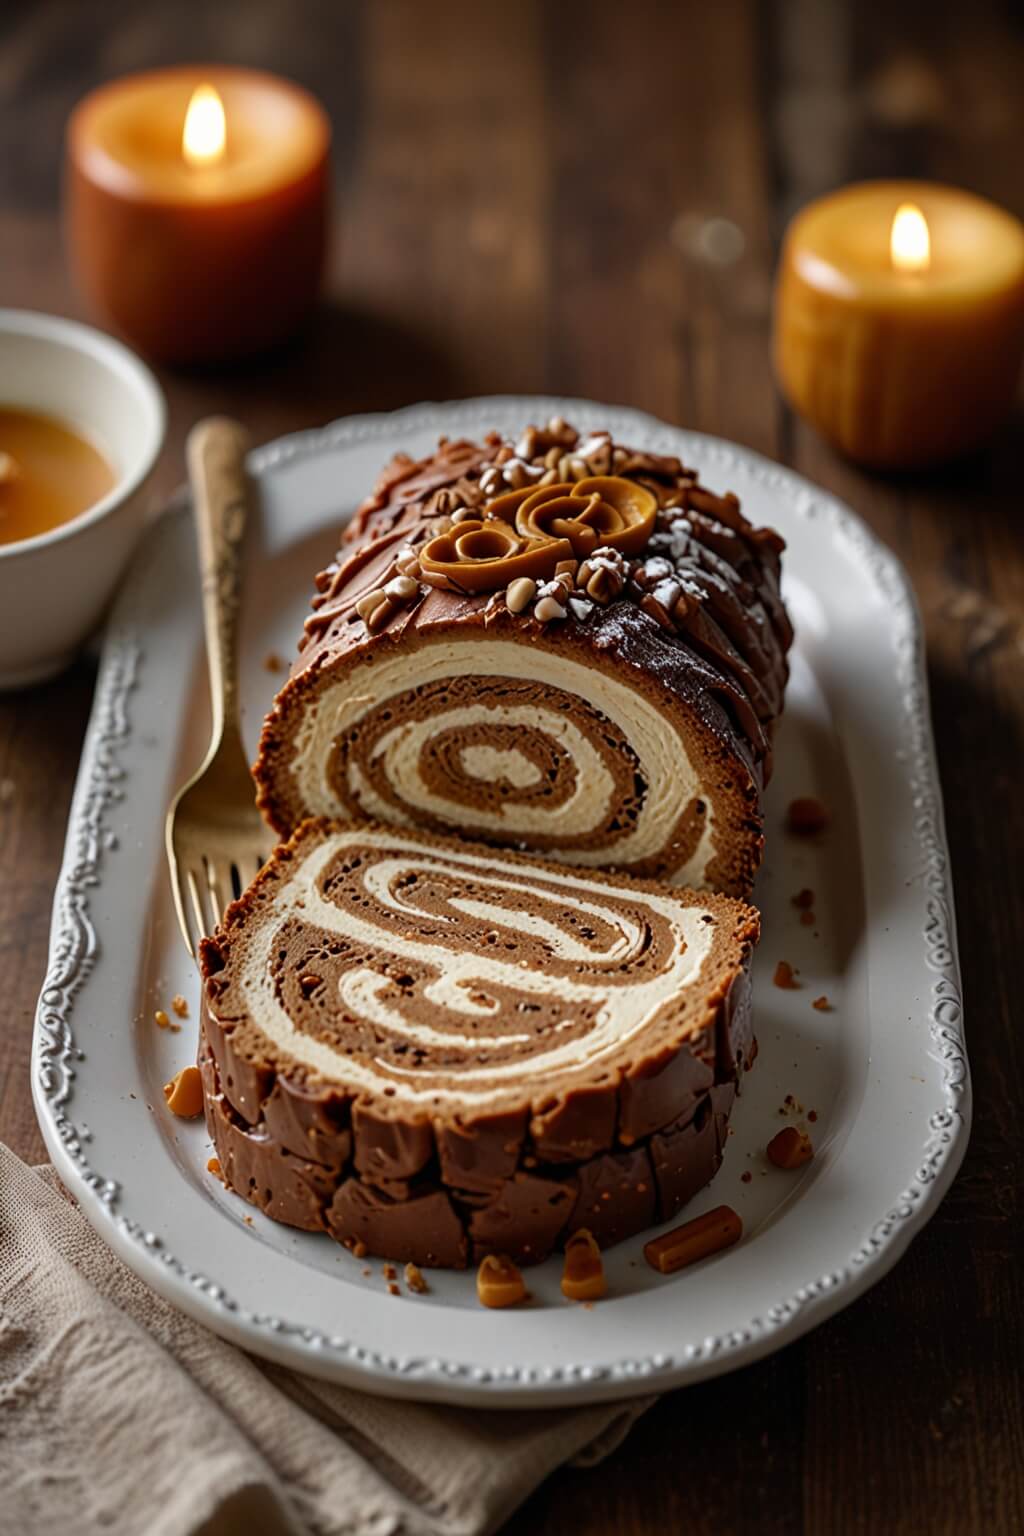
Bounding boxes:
[774,182,1024,468]
[65,67,331,364]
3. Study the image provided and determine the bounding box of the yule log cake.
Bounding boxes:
[254,419,792,898]
[198,820,760,1268]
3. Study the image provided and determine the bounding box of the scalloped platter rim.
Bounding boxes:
[32,396,969,1407]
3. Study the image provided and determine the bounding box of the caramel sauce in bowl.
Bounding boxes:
[0,407,117,547]
[0,311,165,688]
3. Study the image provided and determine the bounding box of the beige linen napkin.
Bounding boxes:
[0,1144,651,1536]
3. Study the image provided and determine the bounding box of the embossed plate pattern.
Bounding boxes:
[32,398,968,1406]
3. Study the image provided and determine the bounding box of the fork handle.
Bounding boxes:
[186,417,253,744]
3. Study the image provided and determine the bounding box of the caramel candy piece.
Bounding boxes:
[644,1205,742,1274]
[164,1066,204,1118]
[561,1229,607,1302]
[766,1126,814,1169]
[476,1253,527,1309]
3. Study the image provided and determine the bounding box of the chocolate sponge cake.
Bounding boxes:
[253,419,791,898]
[198,819,759,1268]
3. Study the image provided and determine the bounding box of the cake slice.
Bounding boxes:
[253,419,791,897]
[199,819,759,1268]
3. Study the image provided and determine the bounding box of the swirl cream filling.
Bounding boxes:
[287,640,716,885]
[237,827,716,1110]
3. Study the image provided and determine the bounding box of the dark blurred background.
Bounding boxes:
[2,3,1022,1532]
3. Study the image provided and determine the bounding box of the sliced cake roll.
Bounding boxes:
[253,419,791,898]
[198,819,759,1268]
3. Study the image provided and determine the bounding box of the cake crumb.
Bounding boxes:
[382,1263,397,1281]
[808,1110,819,1123]
[362,1267,372,1277]
[787,796,830,835]
[477,1254,527,1309]
[404,1262,429,1294]
[207,1157,223,1179]
[244,1215,253,1226]
[353,1240,368,1259]
[171,994,189,1019]
[792,888,815,909]
[263,651,285,673]
[741,1170,752,1184]
[154,1009,171,1029]
[799,909,816,927]
[767,1126,814,1169]
[812,995,832,1011]
[773,960,800,989]
[163,1066,203,1117]
[387,1282,401,1297]
[561,1230,607,1302]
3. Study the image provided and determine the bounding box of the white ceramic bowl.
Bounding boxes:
[0,310,165,687]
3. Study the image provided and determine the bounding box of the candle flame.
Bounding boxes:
[182,84,226,168]
[891,203,930,275]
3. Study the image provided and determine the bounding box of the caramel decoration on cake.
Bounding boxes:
[253,419,792,897]
[198,819,760,1269]
[418,516,575,594]
[417,475,656,595]
[511,476,656,557]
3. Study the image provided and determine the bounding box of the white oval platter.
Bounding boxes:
[32,397,969,1407]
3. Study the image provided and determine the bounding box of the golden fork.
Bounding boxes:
[165,416,274,958]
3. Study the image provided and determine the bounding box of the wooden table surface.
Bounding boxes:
[2,1,1021,1530]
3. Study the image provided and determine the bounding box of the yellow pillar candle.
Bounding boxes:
[774,182,1024,468]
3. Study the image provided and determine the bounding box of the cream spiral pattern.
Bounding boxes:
[287,639,717,885]
[239,826,716,1111]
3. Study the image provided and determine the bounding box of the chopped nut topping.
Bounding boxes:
[356,588,386,621]
[476,1253,527,1309]
[163,1066,204,1118]
[384,573,420,601]
[171,995,189,1019]
[644,1205,743,1274]
[787,796,830,835]
[534,593,568,623]
[394,545,422,577]
[506,576,537,614]
[766,1126,814,1170]
[561,1229,607,1302]
[356,589,393,633]
[773,960,800,989]
[404,1262,430,1294]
